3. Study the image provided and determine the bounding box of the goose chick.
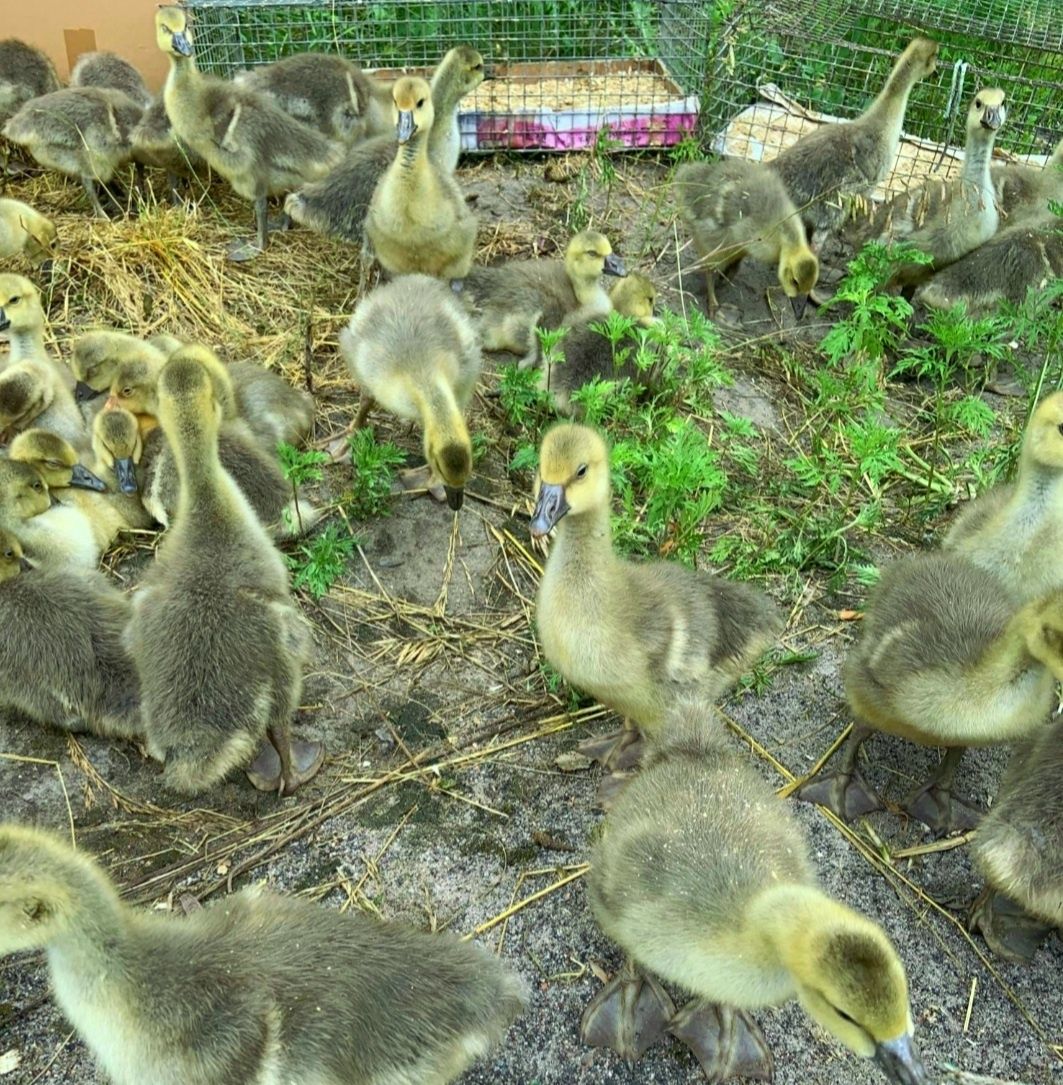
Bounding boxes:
[584,696,925,1085]
[71,328,168,406]
[917,210,1063,313]
[339,274,481,508]
[769,37,939,238]
[0,39,61,170]
[992,135,1063,221]
[462,230,626,369]
[234,53,392,145]
[155,6,343,259]
[0,823,527,1085]
[887,89,1006,291]
[129,349,323,795]
[284,46,484,241]
[675,157,818,317]
[365,76,476,280]
[798,553,1063,832]
[542,272,658,416]
[0,273,74,388]
[0,360,86,447]
[969,715,1063,962]
[71,50,153,109]
[0,531,139,737]
[531,424,781,775]
[0,459,101,569]
[0,197,57,266]
[9,428,136,549]
[89,407,159,531]
[130,95,205,201]
[2,86,142,217]
[943,391,1063,603]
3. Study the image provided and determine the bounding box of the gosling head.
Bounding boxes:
[155,6,193,59]
[156,349,223,447]
[0,529,31,584]
[0,459,52,521]
[1020,391,1063,471]
[73,330,164,403]
[0,274,43,337]
[93,407,143,495]
[778,239,819,319]
[430,438,473,511]
[791,913,924,1085]
[529,423,611,538]
[609,272,657,325]
[897,37,939,84]
[968,88,1006,135]
[1017,591,1063,682]
[564,230,626,287]
[0,365,52,436]
[439,45,486,98]
[20,213,58,267]
[392,76,434,144]
[9,429,106,492]
[105,357,160,417]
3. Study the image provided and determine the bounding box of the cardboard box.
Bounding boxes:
[6,0,167,90]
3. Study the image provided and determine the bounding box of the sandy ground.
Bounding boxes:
[0,151,1060,1085]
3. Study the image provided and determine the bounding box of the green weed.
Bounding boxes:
[290,523,357,599]
[346,427,407,519]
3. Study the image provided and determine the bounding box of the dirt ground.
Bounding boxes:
[0,150,1060,1085]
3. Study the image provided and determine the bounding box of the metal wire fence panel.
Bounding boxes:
[182,0,714,152]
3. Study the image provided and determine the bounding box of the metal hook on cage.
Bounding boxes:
[932,59,969,174]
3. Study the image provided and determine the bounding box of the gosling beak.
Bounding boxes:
[444,484,464,511]
[981,107,1003,131]
[602,253,626,278]
[104,394,120,411]
[48,490,60,508]
[75,381,103,404]
[69,463,107,492]
[171,31,194,58]
[396,109,416,144]
[115,457,139,495]
[790,293,810,320]
[529,482,569,538]
[0,309,9,333]
[18,557,33,572]
[875,1034,927,1085]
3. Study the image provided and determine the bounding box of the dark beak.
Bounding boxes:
[48,490,60,508]
[18,557,32,572]
[75,381,103,404]
[603,253,626,278]
[875,1034,927,1085]
[981,107,1003,131]
[171,31,194,58]
[396,110,416,143]
[443,484,464,511]
[790,293,810,319]
[115,457,139,495]
[529,482,570,538]
[0,310,9,333]
[69,463,107,492]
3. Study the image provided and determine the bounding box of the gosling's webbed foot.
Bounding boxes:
[969,887,1052,964]
[581,968,675,1062]
[795,768,882,821]
[225,237,265,262]
[669,1000,774,1082]
[577,726,644,772]
[904,783,982,834]
[244,737,324,795]
[596,770,636,810]
[245,740,281,791]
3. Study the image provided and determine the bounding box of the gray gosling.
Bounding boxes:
[339,274,482,508]
[531,424,781,778]
[943,391,1063,603]
[0,39,61,171]
[128,350,323,794]
[970,715,1063,963]
[585,696,926,1085]
[365,76,476,280]
[284,46,485,242]
[155,6,343,259]
[0,823,528,1085]
[0,528,139,737]
[675,157,818,317]
[71,50,153,109]
[769,37,939,237]
[462,229,626,369]
[798,553,1063,833]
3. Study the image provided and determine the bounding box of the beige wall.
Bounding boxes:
[7,0,168,90]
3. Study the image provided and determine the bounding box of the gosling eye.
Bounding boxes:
[975,98,983,109]
[417,98,426,108]
[120,387,133,398]
[832,1005,859,1027]
[7,296,20,306]
[31,481,43,492]
[2,549,13,560]
[576,463,588,479]
[45,460,62,470]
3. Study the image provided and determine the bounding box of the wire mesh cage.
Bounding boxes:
[705,0,1063,203]
[181,0,714,152]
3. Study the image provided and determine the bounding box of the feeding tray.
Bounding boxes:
[457,59,699,152]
